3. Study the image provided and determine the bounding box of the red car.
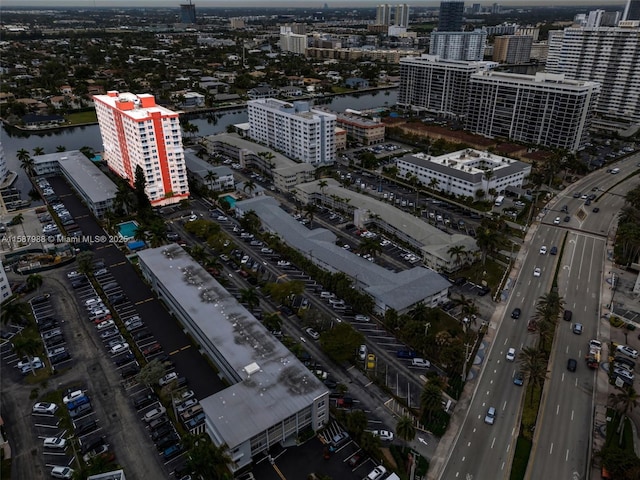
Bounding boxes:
[142,343,162,356]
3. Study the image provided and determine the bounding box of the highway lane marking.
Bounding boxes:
[472,428,476,433]
[135,298,154,305]
[575,378,579,387]
[566,449,569,462]
[550,442,554,455]
[571,410,574,421]
[503,401,507,410]
[501,461,506,470]
[467,442,471,447]
[556,404,560,415]
[491,438,496,449]
[169,349,180,355]
[180,345,190,351]
[561,372,565,382]
[461,456,466,462]
[111,261,127,267]
[566,345,569,353]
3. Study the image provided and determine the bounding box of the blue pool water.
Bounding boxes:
[117,221,139,240]
[91,154,103,162]
[221,195,236,208]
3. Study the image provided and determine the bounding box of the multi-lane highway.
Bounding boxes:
[439,154,639,480]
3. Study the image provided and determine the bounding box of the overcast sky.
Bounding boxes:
[1,1,623,8]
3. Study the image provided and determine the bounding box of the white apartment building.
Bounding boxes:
[546,24,640,123]
[429,30,487,61]
[465,71,600,152]
[398,54,496,117]
[93,91,190,207]
[395,4,410,27]
[397,149,531,199]
[376,4,392,25]
[280,26,307,54]
[247,99,336,166]
[0,260,12,303]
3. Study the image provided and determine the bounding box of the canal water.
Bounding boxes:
[0,89,398,196]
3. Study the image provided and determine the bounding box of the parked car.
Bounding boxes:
[143,405,167,423]
[616,345,639,359]
[354,314,370,322]
[50,466,74,479]
[159,372,178,386]
[63,389,85,405]
[43,437,67,449]
[305,328,320,340]
[32,402,58,415]
[143,343,162,356]
[176,398,198,414]
[371,430,394,441]
[162,443,184,460]
[66,396,90,411]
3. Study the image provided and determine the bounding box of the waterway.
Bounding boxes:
[0,89,398,196]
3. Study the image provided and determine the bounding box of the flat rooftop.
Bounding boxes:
[236,196,451,311]
[183,149,233,177]
[294,179,476,264]
[137,245,327,448]
[33,150,118,204]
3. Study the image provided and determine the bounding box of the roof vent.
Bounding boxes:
[244,362,260,377]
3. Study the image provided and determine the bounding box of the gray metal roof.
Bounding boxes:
[137,245,327,449]
[183,149,233,177]
[34,150,118,204]
[235,196,451,311]
[294,179,477,263]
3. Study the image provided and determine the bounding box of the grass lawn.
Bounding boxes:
[510,436,532,480]
[330,86,353,94]
[456,258,505,291]
[606,408,636,453]
[521,383,543,440]
[66,110,98,125]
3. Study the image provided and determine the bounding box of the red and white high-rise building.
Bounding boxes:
[93,91,190,207]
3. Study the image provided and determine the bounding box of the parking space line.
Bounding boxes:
[134,298,154,305]
[180,345,191,351]
[110,261,127,267]
[169,349,181,356]
[272,463,286,480]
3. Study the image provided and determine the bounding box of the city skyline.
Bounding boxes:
[0,0,628,8]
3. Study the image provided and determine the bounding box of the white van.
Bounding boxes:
[494,195,505,206]
[611,168,620,174]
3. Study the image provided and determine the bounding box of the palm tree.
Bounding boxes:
[12,335,42,376]
[56,145,67,152]
[420,382,443,423]
[360,237,382,258]
[32,146,45,156]
[303,203,317,227]
[318,179,328,197]
[243,179,256,197]
[447,245,467,269]
[18,149,35,177]
[483,169,494,198]
[396,415,416,443]
[240,288,259,311]
[428,177,440,192]
[79,146,95,159]
[190,245,208,264]
[205,171,218,191]
[518,347,548,403]
[1,300,30,326]
[26,274,43,292]
[609,386,639,438]
[409,301,429,322]
[184,434,235,479]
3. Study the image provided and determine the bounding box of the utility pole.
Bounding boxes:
[461,341,473,381]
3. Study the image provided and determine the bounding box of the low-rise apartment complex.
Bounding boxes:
[137,245,329,472]
[396,149,531,199]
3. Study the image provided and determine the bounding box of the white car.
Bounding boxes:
[358,344,367,361]
[372,430,394,441]
[17,356,43,370]
[616,344,639,359]
[533,267,541,277]
[63,389,84,404]
[95,320,115,331]
[143,405,167,422]
[109,342,129,355]
[277,260,291,267]
[355,314,370,322]
[159,372,178,386]
[366,466,387,480]
[506,347,516,362]
[84,298,101,307]
[43,437,67,449]
[173,389,195,405]
[553,216,561,224]
[188,214,198,222]
[50,466,74,479]
[539,246,547,255]
[305,328,320,340]
[32,402,58,415]
[66,271,80,279]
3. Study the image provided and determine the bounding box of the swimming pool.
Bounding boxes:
[117,221,139,240]
[221,195,236,208]
[91,154,103,162]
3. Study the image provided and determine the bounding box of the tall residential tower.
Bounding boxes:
[94,91,189,207]
[438,0,464,32]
